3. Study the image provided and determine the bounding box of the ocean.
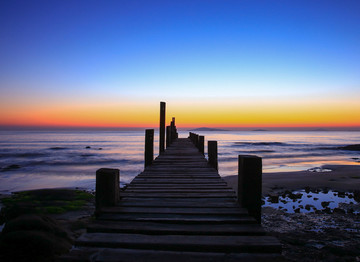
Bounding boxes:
[0,130,359,194]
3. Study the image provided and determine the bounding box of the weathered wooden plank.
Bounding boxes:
[96,213,256,224]
[117,200,240,208]
[99,206,248,215]
[75,233,282,253]
[124,188,232,192]
[120,193,236,198]
[87,221,266,235]
[60,247,286,262]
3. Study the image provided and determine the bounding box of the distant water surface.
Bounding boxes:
[0,130,359,193]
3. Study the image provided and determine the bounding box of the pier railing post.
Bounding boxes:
[208,141,218,170]
[166,126,171,148]
[145,129,154,167]
[159,101,166,154]
[199,135,204,155]
[95,168,120,211]
[238,155,262,224]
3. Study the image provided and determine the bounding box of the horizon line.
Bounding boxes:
[1,125,360,131]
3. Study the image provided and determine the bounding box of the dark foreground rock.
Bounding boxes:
[0,214,72,261]
[262,207,360,262]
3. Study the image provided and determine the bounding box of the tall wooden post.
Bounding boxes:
[199,135,204,155]
[195,134,199,148]
[166,126,171,147]
[159,101,166,154]
[145,129,154,167]
[238,155,262,224]
[95,168,120,211]
[171,117,176,140]
[208,141,218,171]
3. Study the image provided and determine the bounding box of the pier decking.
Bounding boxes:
[63,138,283,261]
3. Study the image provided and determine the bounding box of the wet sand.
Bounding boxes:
[223,164,360,195]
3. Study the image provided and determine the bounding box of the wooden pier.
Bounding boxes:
[61,102,283,261]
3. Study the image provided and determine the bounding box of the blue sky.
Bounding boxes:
[0,0,359,127]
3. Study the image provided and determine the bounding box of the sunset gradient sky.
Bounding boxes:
[1,0,359,129]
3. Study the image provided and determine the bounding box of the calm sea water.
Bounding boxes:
[0,130,359,194]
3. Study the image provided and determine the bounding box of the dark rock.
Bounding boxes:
[333,208,345,214]
[0,214,71,261]
[268,195,279,203]
[2,164,21,171]
[339,144,360,151]
[353,190,360,202]
[85,146,91,149]
[2,214,69,240]
[323,207,332,214]
[321,201,331,208]
[314,197,319,200]
[49,147,67,150]
[294,208,300,213]
[98,148,102,150]
[337,192,345,198]
[305,205,312,211]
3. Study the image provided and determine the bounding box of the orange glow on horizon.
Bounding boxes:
[1,97,359,129]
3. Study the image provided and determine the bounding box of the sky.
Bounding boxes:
[0,0,359,129]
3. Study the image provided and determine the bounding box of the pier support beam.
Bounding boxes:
[166,125,171,148]
[159,102,166,154]
[199,135,204,155]
[145,129,154,167]
[238,155,262,224]
[208,141,218,171]
[95,168,120,211]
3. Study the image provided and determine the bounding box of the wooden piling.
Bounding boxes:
[159,102,166,154]
[208,141,218,170]
[171,117,177,140]
[145,129,154,167]
[199,135,204,155]
[195,134,199,148]
[95,168,119,211]
[166,125,171,148]
[238,155,262,224]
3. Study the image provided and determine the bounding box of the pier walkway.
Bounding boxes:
[63,138,283,261]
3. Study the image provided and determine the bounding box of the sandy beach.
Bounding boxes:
[223,164,360,195]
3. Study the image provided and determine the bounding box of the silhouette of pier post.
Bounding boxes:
[166,125,171,148]
[159,102,166,154]
[95,168,119,211]
[238,155,262,223]
[208,140,218,170]
[198,135,205,155]
[145,129,154,167]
